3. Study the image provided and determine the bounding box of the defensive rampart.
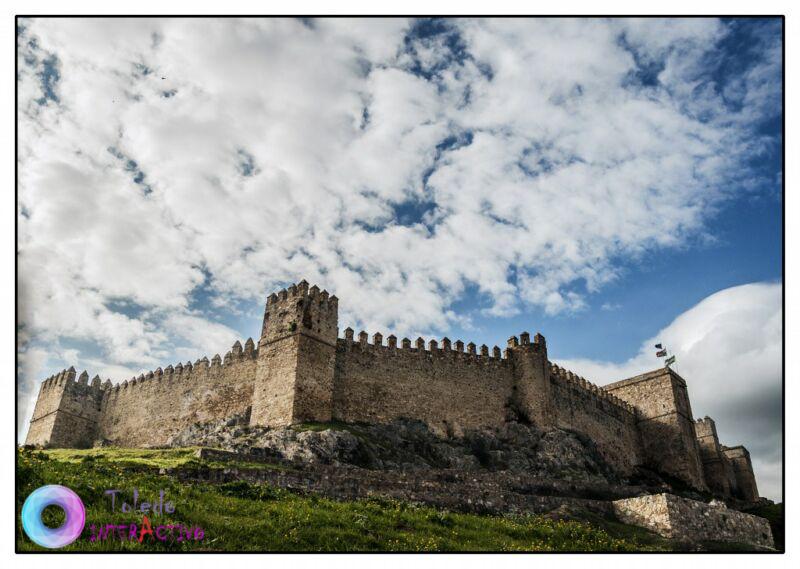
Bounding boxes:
[549,364,642,474]
[97,340,258,447]
[24,280,762,500]
[604,369,708,491]
[332,332,515,436]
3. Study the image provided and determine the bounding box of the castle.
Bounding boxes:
[25,280,761,502]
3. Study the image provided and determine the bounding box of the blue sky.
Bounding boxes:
[488,187,782,363]
[17,17,782,498]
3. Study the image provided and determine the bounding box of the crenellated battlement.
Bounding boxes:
[26,366,105,448]
[253,280,339,427]
[35,339,259,405]
[38,367,111,396]
[549,362,637,416]
[338,327,510,366]
[27,338,260,449]
[101,339,258,401]
[266,280,338,310]
[694,416,720,442]
[261,280,338,346]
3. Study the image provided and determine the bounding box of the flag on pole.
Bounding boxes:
[655,343,663,350]
[665,355,676,366]
[656,349,667,357]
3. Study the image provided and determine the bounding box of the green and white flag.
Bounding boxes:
[665,355,676,366]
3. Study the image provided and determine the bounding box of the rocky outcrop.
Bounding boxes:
[170,416,625,485]
[166,462,635,517]
[164,416,775,550]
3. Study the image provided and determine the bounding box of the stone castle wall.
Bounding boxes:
[604,370,708,490]
[29,340,259,448]
[723,446,760,502]
[97,344,258,447]
[331,334,515,437]
[26,373,72,447]
[330,332,643,474]
[695,416,738,497]
[548,365,642,475]
[250,282,339,427]
[26,369,103,448]
[24,280,762,500]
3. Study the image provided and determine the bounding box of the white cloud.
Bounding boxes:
[556,282,782,501]
[16,18,781,455]
[17,346,50,442]
[163,313,241,363]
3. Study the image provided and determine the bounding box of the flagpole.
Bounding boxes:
[655,342,676,372]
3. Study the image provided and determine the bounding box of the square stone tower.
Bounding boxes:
[694,416,737,496]
[723,445,760,501]
[507,332,555,427]
[26,368,104,448]
[249,280,339,427]
[604,368,708,491]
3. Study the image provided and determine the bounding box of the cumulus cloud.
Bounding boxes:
[556,282,782,501]
[16,18,781,444]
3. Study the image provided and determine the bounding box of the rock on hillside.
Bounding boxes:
[170,415,624,485]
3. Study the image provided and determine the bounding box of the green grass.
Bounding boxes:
[292,421,351,433]
[43,447,203,468]
[557,508,676,550]
[14,447,670,552]
[42,446,287,472]
[291,421,387,447]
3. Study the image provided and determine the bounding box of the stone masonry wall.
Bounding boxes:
[695,417,737,497]
[22,280,763,503]
[250,281,338,427]
[604,369,707,490]
[549,364,642,475]
[613,493,773,548]
[51,376,104,447]
[332,333,515,437]
[97,340,258,447]
[250,336,301,428]
[26,370,73,447]
[328,332,644,476]
[723,446,760,502]
[26,368,103,448]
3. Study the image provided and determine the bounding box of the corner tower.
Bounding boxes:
[694,416,737,496]
[250,280,339,427]
[723,445,760,501]
[604,368,707,491]
[25,367,103,448]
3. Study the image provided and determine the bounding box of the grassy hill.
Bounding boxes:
[15,447,766,552]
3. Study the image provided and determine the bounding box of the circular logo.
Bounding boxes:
[21,485,86,549]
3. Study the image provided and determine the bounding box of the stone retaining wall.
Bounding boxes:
[612,493,773,548]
